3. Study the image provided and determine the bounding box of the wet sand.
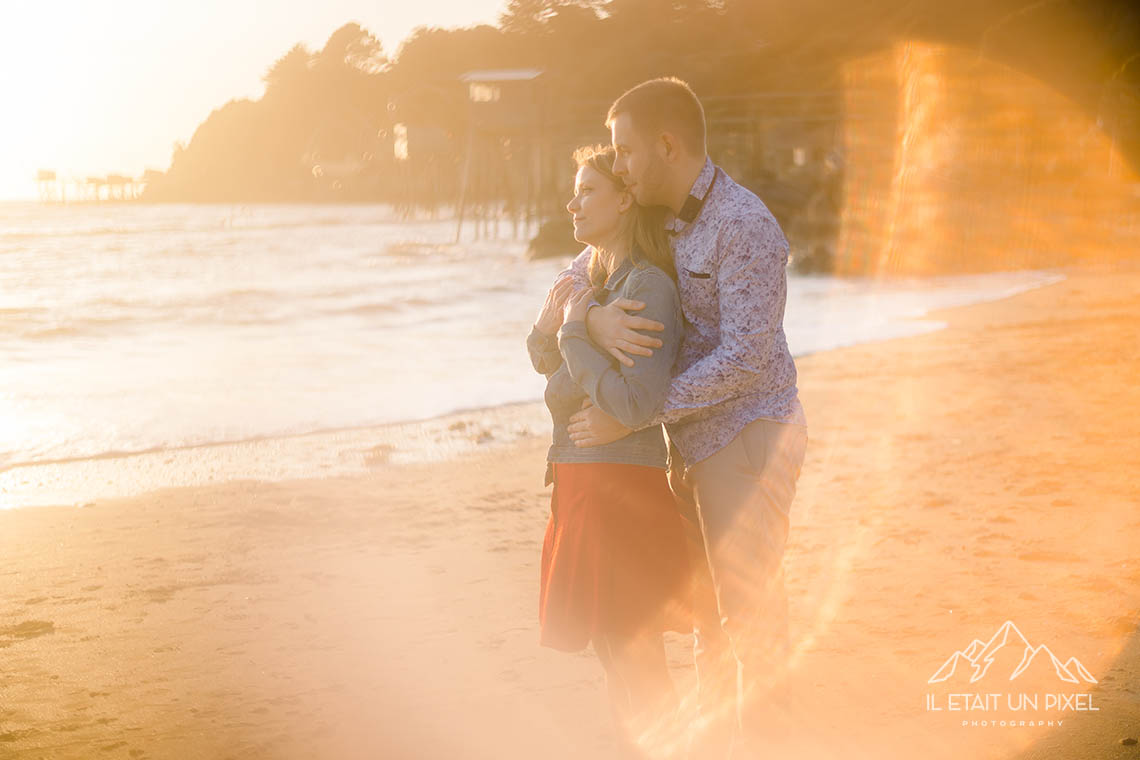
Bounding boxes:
[1,262,1138,759]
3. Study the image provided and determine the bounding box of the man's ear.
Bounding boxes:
[659,131,682,163]
[617,188,634,214]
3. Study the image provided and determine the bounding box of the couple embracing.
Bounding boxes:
[526,77,808,760]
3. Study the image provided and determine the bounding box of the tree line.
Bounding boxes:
[140,0,1140,204]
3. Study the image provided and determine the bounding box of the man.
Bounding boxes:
[560,77,808,759]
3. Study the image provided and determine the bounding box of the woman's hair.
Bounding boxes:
[571,143,675,288]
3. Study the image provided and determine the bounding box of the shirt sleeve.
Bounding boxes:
[526,325,562,375]
[556,245,606,340]
[658,214,790,424]
[557,245,593,290]
[527,254,589,375]
[557,267,682,431]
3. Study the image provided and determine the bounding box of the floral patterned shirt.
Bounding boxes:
[564,157,806,467]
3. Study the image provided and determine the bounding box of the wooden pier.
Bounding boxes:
[35,169,161,203]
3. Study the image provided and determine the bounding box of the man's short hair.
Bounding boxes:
[606,77,706,155]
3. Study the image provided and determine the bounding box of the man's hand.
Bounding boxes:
[584,298,665,368]
[568,398,633,447]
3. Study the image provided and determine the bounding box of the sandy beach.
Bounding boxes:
[2,262,1138,759]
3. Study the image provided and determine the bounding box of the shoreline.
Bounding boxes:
[0,261,1137,758]
[0,400,552,510]
[1,264,1073,511]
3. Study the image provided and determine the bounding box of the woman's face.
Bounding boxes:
[565,165,629,248]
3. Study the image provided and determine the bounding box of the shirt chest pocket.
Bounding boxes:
[678,264,718,324]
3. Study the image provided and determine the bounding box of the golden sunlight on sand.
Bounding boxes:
[1,263,1137,759]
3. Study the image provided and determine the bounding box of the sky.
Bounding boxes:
[0,1,506,200]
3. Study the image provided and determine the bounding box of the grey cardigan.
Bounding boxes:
[526,255,682,485]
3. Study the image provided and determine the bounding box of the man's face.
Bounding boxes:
[610,112,667,206]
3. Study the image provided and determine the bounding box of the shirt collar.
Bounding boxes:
[599,251,637,291]
[664,156,717,234]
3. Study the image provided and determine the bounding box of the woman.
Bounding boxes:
[526,144,691,751]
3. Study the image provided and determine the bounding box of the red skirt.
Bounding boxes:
[539,461,692,652]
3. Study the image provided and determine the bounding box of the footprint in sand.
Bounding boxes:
[1076,575,1115,592]
[894,528,928,545]
[0,620,55,647]
[469,491,526,513]
[133,585,179,604]
[1017,550,1078,563]
[0,730,34,743]
[1018,480,1064,497]
[875,527,928,546]
[898,433,932,443]
[1106,615,1139,636]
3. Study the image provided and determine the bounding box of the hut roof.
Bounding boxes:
[459,69,543,83]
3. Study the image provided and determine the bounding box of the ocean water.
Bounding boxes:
[0,201,1064,477]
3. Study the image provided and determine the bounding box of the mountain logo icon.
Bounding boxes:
[928,620,1097,685]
